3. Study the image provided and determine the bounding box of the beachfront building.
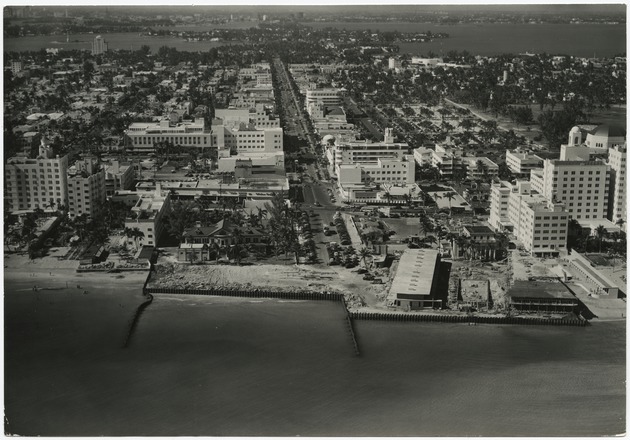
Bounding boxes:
[212,119,283,158]
[125,114,212,155]
[507,280,578,314]
[104,160,134,197]
[530,159,610,221]
[124,184,171,248]
[177,219,266,262]
[489,180,569,257]
[4,138,69,213]
[505,150,544,178]
[387,249,444,310]
[66,156,106,219]
[607,143,626,226]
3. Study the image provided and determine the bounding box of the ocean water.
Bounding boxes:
[3,22,626,57]
[4,291,625,436]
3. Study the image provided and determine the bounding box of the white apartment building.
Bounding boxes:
[214,106,279,128]
[305,88,342,109]
[531,159,610,221]
[67,157,106,219]
[489,180,569,257]
[465,157,499,180]
[607,143,627,225]
[505,150,544,177]
[4,141,68,213]
[125,116,212,154]
[124,184,171,247]
[413,144,465,179]
[104,160,135,197]
[212,120,283,157]
[337,155,415,186]
[327,131,409,176]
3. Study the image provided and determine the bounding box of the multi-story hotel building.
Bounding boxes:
[531,159,610,221]
[489,180,568,257]
[67,156,106,219]
[125,115,212,154]
[4,140,68,213]
[607,143,627,225]
[104,160,135,197]
[124,184,171,247]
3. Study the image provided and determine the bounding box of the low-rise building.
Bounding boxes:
[177,219,266,262]
[125,114,212,154]
[505,150,544,178]
[387,249,444,310]
[464,156,499,181]
[507,280,579,314]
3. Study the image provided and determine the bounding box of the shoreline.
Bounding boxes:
[4,251,623,325]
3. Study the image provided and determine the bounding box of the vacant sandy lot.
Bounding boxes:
[148,262,391,310]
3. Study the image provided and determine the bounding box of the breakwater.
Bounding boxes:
[122,293,154,348]
[350,311,588,326]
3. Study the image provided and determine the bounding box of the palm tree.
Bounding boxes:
[441,191,457,217]
[358,247,372,270]
[211,241,221,263]
[188,252,199,265]
[383,191,392,206]
[615,218,625,231]
[595,225,607,253]
[230,227,243,265]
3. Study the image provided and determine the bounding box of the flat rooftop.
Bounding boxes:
[389,249,439,298]
[508,280,576,300]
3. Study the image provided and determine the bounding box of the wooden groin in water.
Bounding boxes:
[349,312,588,327]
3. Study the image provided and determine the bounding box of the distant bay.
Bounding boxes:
[3,22,625,57]
[306,21,626,57]
[3,32,235,53]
